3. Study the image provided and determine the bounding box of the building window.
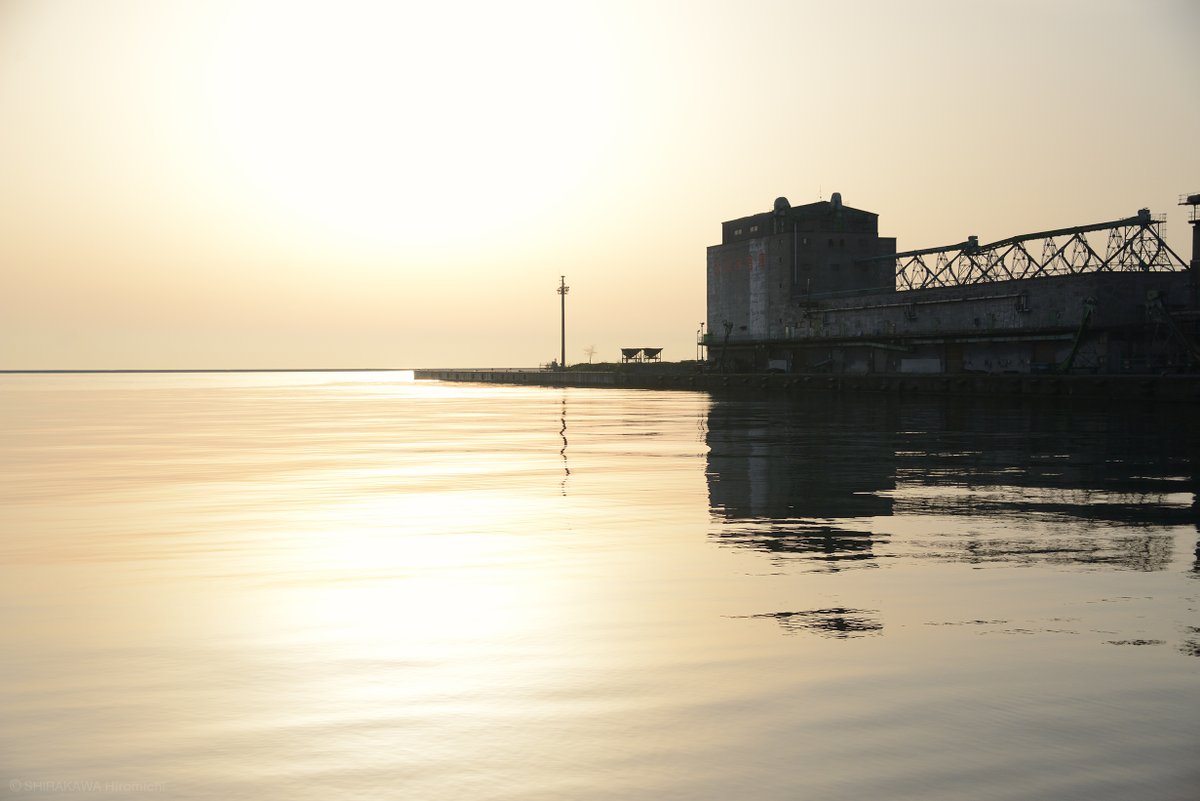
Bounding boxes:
[749,224,759,233]
[734,228,743,236]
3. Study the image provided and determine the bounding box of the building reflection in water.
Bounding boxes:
[706,395,896,571]
[707,394,1200,646]
[706,394,1200,574]
[729,607,883,638]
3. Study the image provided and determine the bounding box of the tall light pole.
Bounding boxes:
[556,275,569,369]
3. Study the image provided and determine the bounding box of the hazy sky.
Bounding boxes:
[2,0,1197,369]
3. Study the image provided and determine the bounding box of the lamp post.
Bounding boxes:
[556,276,569,369]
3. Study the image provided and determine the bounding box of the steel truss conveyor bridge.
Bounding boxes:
[858,208,1188,291]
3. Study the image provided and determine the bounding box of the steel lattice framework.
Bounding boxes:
[859,210,1188,291]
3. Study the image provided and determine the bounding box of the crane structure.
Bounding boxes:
[859,209,1188,291]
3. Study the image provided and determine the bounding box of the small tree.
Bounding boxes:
[583,345,596,364]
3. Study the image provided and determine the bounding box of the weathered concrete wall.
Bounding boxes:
[796,272,1190,340]
[709,199,897,346]
[788,271,1191,342]
[709,232,895,346]
[717,269,1197,374]
[747,238,769,336]
[708,236,772,341]
[788,221,894,301]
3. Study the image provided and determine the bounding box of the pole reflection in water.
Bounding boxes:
[1,373,1198,801]
[560,394,570,495]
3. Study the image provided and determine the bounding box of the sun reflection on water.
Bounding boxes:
[2,374,1198,801]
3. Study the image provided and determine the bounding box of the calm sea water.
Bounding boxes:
[1,372,1197,800]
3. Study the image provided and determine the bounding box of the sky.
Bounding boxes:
[1,0,1197,369]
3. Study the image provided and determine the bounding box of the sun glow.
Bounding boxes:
[202,1,620,255]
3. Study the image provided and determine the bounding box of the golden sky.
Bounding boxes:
[1,0,1196,369]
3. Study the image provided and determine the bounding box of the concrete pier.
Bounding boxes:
[413,369,1200,402]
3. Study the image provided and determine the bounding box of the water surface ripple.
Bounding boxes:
[2,372,1197,800]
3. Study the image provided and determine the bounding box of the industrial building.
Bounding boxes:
[705,194,1200,374]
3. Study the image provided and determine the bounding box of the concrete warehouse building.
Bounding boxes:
[705,194,1200,375]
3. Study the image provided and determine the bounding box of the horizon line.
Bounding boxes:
[0,368,416,375]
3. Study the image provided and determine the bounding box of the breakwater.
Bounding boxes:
[414,368,1200,402]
